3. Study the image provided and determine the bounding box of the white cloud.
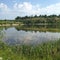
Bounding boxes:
[0,3,8,12]
[13,2,42,16]
[0,3,10,14]
[0,3,7,9]
[44,3,60,15]
[0,2,60,19]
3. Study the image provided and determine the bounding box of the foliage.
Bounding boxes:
[15,15,60,25]
[0,39,60,60]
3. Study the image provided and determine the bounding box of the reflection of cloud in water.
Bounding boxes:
[2,27,60,45]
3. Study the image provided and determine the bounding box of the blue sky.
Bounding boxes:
[0,0,60,19]
[0,0,60,7]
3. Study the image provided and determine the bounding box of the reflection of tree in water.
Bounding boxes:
[15,24,57,31]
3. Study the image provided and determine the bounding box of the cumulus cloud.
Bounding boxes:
[13,2,40,15]
[12,2,60,15]
[0,3,7,10]
[0,2,60,19]
[0,3,10,13]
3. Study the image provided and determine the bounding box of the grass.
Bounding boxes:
[15,25,60,32]
[0,39,60,60]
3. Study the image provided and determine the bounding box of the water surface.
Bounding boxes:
[0,27,60,45]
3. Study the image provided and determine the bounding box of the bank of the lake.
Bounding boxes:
[0,39,60,60]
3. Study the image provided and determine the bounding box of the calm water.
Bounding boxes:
[0,27,60,45]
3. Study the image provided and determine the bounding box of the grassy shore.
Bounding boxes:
[0,39,60,60]
[15,25,60,32]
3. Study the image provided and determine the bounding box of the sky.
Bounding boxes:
[0,0,60,19]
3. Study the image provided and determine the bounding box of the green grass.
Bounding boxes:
[0,40,60,60]
[15,25,60,32]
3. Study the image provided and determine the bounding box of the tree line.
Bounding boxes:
[15,15,60,20]
[15,15,60,25]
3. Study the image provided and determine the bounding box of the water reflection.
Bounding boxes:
[1,27,60,45]
[15,25,60,32]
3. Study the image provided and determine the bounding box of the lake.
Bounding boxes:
[0,26,60,45]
